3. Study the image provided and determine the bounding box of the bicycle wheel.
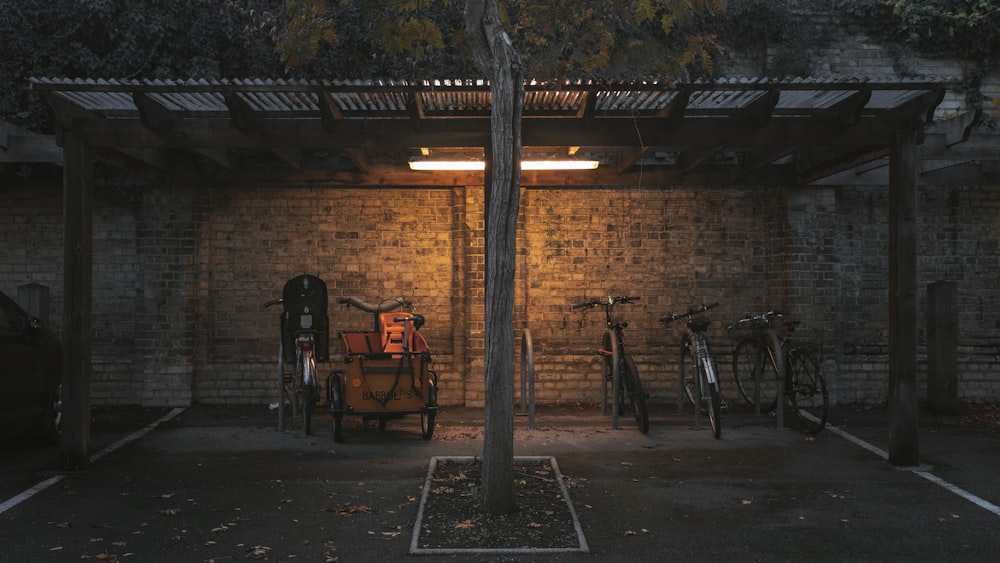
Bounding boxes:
[623,355,650,434]
[421,371,438,440]
[787,348,828,433]
[680,334,699,408]
[732,339,779,411]
[703,355,722,439]
[329,374,344,442]
[301,353,317,436]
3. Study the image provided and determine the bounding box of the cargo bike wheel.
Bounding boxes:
[420,370,439,441]
[327,371,345,443]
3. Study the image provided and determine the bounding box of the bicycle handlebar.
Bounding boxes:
[337,296,410,314]
[744,310,782,321]
[572,295,640,309]
[263,298,283,309]
[659,302,720,324]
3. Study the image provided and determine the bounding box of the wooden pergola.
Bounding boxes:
[26,76,956,467]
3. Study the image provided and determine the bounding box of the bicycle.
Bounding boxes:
[729,311,829,433]
[728,311,782,413]
[264,274,330,436]
[573,295,649,434]
[660,303,722,439]
[332,296,438,442]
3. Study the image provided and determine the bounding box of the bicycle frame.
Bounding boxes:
[574,295,649,433]
[662,302,722,438]
[590,297,632,420]
[730,310,827,432]
[296,333,317,388]
[265,274,329,435]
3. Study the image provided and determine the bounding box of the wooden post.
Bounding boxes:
[888,126,919,467]
[60,130,94,469]
[927,281,959,414]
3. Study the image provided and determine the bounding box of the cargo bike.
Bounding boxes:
[327,296,439,442]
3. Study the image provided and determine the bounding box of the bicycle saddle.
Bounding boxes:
[688,316,712,333]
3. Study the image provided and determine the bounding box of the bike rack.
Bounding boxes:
[677,337,703,428]
[517,328,537,430]
[765,328,785,430]
[276,343,286,431]
[602,329,622,430]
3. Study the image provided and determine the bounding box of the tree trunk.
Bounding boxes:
[465,0,523,516]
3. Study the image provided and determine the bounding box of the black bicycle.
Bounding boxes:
[264,274,330,436]
[729,311,829,433]
[661,303,722,439]
[574,296,649,434]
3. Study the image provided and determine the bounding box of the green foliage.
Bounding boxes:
[834,0,1000,60]
[711,0,822,77]
[1,0,284,129]
[280,0,475,80]
[500,0,726,80]
[832,0,1000,111]
[280,0,726,81]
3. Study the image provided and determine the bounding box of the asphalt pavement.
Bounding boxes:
[2,402,999,562]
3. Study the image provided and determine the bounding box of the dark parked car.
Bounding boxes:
[0,289,62,444]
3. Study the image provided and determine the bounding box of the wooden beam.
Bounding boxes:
[271,147,302,170]
[819,89,870,127]
[225,92,262,133]
[319,90,344,131]
[275,161,800,187]
[133,92,181,135]
[615,146,649,174]
[888,125,920,467]
[194,148,236,171]
[653,88,690,129]
[67,112,914,151]
[796,145,889,184]
[679,145,723,174]
[60,130,93,469]
[740,88,780,129]
[342,148,369,173]
[95,147,169,177]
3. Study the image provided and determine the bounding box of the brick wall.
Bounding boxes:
[6,178,999,408]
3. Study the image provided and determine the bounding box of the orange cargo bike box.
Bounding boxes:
[326,297,438,441]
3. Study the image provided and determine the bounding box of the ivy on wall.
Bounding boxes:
[831,0,1000,114]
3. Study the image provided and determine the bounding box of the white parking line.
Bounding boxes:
[911,469,1000,518]
[0,475,65,515]
[0,407,185,516]
[825,423,1000,518]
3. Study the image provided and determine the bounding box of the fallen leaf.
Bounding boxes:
[330,503,372,515]
[248,545,271,557]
